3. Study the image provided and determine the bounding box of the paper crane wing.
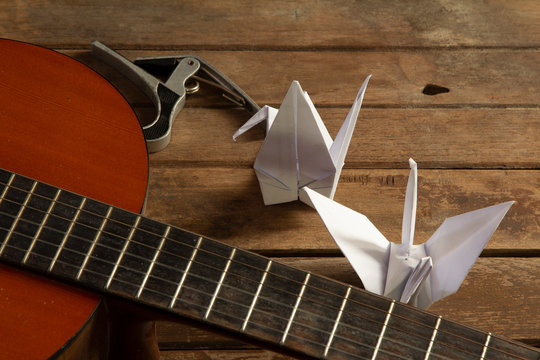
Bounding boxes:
[301,187,390,294]
[329,75,371,171]
[310,75,371,199]
[423,201,514,302]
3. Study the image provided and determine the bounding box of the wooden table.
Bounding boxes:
[2,1,538,358]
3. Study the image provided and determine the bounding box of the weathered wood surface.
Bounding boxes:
[159,349,292,360]
[143,108,540,169]
[2,0,540,49]
[67,49,540,107]
[145,167,539,251]
[2,0,539,358]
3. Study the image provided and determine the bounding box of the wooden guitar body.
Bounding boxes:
[0,39,148,359]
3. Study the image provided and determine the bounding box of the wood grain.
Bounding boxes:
[140,107,540,169]
[160,349,293,360]
[64,49,540,107]
[2,1,540,49]
[145,167,539,251]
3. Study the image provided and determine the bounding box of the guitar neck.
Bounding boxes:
[0,168,537,360]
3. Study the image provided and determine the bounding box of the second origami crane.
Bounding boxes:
[301,159,513,309]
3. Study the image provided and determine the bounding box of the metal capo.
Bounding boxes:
[91,41,259,152]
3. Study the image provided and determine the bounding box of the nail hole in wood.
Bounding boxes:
[422,84,450,95]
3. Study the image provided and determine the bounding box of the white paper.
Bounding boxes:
[301,159,514,309]
[234,76,371,205]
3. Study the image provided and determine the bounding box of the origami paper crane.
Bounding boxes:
[233,76,371,205]
[301,159,514,309]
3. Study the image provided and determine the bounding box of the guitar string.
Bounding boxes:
[0,222,528,355]
[0,187,533,360]
[0,182,494,356]
[0,233,442,359]
[1,222,529,360]
[0,219,452,360]
[0,179,450,329]
[0,177,532,359]
[0,177,528,360]
[0,177,532,360]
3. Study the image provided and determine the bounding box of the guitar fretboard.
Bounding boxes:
[0,168,537,360]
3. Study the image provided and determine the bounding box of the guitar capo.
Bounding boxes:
[91,41,259,152]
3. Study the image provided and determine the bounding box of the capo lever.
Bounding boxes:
[91,41,259,152]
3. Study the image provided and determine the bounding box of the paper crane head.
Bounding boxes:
[301,159,514,309]
[234,76,371,205]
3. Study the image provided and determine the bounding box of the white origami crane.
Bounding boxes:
[301,159,514,309]
[233,76,371,205]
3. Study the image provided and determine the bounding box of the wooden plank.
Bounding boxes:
[65,49,540,107]
[155,258,540,349]
[3,1,540,48]
[142,107,540,169]
[160,349,293,360]
[145,167,539,251]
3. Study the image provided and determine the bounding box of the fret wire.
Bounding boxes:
[0,184,314,295]
[77,206,113,280]
[0,204,488,358]
[204,247,236,320]
[0,203,493,360]
[280,272,311,345]
[0,205,324,318]
[0,234,463,360]
[169,236,203,308]
[0,173,14,204]
[371,300,395,360]
[0,181,462,337]
[480,333,491,360]
[137,225,170,299]
[0,200,398,343]
[1,197,344,320]
[2,180,343,298]
[1,223,452,360]
[424,316,442,360]
[0,180,37,255]
[0,211,241,304]
[8,225,404,360]
[0,194,346,316]
[23,188,61,264]
[0,175,532,360]
[242,259,272,332]
[0,178,525,359]
[0,182,396,323]
[0,190,415,327]
[323,286,351,358]
[105,215,141,289]
[0,183,391,330]
[49,197,86,272]
[0,194,351,316]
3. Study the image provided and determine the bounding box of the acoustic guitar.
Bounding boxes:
[0,38,149,359]
[0,39,538,359]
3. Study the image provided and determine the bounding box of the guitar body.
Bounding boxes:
[0,39,148,358]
